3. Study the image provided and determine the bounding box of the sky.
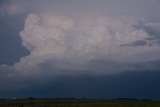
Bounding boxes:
[0,0,160,99]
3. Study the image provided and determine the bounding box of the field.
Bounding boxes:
[0,98,160,107]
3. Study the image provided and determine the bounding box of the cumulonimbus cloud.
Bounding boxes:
[10,12,160,76]
[1,0,160,98]
[1,0,160,77]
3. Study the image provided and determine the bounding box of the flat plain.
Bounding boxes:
[0,98,160,107]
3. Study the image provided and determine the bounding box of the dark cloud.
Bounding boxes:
[135,22,160,43]
[131,40,147,46]
[144,24,160,38]
[133,60,160,71]
[120,40,147,47]
[1,58,160,99]
[0,71,160,99]
[121,21,160,47]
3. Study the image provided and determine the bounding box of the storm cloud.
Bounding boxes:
[0,0,160,98]
[0,0,160,75]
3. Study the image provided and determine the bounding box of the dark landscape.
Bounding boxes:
[0,98,160,107]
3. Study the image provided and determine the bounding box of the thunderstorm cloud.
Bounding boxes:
[0,0,160,76]
[0,0,160,98]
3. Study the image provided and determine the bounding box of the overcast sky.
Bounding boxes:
[0,0,160,99]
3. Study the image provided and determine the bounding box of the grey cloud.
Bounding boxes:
[87,58,160,75]
[132,60,160,71]
[121,21,160,47]
[86,59,128,75]
[120,40,147,47]
[1,69,160,99]
[1,0,160,18]
[136,22,160,43]
[144,23,160,41]
[130,40,147,46]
